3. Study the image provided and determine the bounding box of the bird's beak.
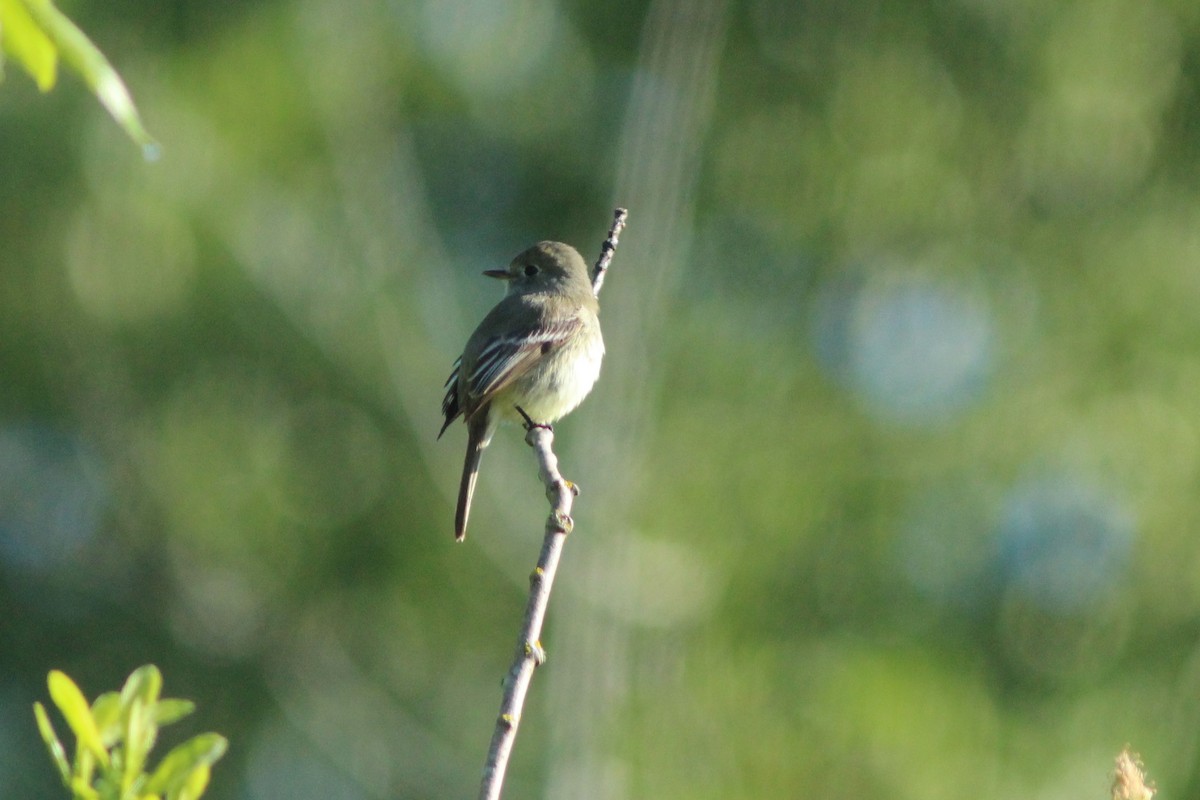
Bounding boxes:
[482,269,510,280]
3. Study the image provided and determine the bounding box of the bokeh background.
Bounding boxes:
[3,0,1200,797]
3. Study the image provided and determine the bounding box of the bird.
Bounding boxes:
[439,241,604,541]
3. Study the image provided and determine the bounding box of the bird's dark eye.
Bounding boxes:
[523,264,539,277]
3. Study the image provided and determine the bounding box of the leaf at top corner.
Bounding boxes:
[0,0,59,90]
[16,0,158,156]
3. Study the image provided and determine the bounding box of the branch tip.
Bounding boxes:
[590,207,628,297]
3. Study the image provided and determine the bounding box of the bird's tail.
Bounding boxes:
[455,425,487,541]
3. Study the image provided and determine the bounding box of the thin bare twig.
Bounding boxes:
[591,207,628,297]
[477,424,575,800]
[476,209,627,800]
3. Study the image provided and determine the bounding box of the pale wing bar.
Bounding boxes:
[467,319,583,400]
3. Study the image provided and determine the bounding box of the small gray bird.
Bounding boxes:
[439,241,604,541]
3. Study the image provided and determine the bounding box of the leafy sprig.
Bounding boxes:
[33,665,227,800]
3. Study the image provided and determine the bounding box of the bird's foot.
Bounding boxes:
[514,405,553,432]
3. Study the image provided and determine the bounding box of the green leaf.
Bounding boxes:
[69,776,100,800]
[123,694,155,793]
[0,0,58,90]
[115,664,164,791]
[15,0,158,157]
[74,745,98,791]
[33,702,71,787]
[153,699,196,727]
[47,670,109,767]
[91,768,123,800]
[170,763,210,800]
[120,665,163,711]
[144,734,227,797]
[90,692,122,747]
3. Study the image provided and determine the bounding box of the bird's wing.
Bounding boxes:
[437,356,462,439]
[463,316,585,414]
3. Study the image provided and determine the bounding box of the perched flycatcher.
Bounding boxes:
[439,241,604,541]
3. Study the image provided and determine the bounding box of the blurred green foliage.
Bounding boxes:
[3,0,1200,798]
[34,665,226,800]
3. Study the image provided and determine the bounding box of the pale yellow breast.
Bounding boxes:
[494,327,604,425]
